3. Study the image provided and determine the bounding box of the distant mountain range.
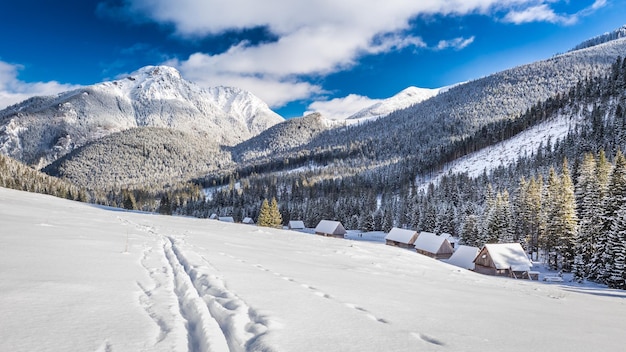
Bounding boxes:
[0,65,282,169]
[2,25,626,192]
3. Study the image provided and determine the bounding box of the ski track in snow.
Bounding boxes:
[128,220,270,352]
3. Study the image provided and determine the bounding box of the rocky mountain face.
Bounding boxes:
[0,66,283,169]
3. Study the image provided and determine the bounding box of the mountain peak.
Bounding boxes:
[130,65,183,80]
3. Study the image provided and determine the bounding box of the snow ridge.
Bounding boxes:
[347,86,441,122]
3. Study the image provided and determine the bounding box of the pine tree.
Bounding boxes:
[607,205,626,289]
[596,150,626,282]
[257,199,271,227]
[485,191,513,244]
[122,189,138,210]
[574,153,601,277]
[460,214,481,247]
[541,167,561,269]
[269,197,283,228]
[558,159,578,271]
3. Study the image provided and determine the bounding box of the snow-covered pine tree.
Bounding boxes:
[607,204,626,289]
[558,159,578,271]
[597,150,626,282]
[541,167,561,269]
[460,214,481,247]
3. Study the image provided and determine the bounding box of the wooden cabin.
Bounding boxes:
[413,232,454,259]
[288,220,306,230]
[473,243,532,279]
[314,220,347,238]
[445,245,480,270]
[384,228,419,248]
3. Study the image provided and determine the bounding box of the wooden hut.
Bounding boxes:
[445,245,480,270]
[314,220,347,238]
[384,228,419,248]
[242,217,255,225]
[288,220,306,230]
[413,232,454,259]
[473,243,532,279]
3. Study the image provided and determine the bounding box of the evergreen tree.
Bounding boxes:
[158,194,172,215]
[541,167,561,269]
[269,197,284,228]
[607,205,626,289]
[558,159,578,271]
[122,189,138,210]
[460,214,481,247]
[595,150,626,282]
[257,199,272,227]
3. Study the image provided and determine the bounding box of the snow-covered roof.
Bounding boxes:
[314,220,346,235]
[384,228,418,244]
[479,243,532,271]
[445,245,480,270]
[242,217,254,224]
[288,220,305,229]
[218,217,234,223]
[414,232,451,254]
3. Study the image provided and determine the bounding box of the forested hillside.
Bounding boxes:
[218,36,626,195]
[0,153,88,202]
[43,127,233,190]
[189,56,626,288]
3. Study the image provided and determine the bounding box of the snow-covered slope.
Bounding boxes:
[3,187,626,352]
[417,110,582,190]
[0,65,283,168]
[347,86,441,122]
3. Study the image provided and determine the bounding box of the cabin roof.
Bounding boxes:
[446,245,480,270]
[414,232,451,253]
[478,243,532,271]
[384,228,418,244]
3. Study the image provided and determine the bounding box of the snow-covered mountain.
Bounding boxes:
[0,65,283,168]
[346,86,441,122]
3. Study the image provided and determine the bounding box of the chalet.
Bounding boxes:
[413,232,454,259]
[242,217,255,225]
[445,245,480,270]
[288,220,306,230]
[384,228,419,248]
[218,216,235,223]
[473,243,532,279]
[314,220,347,238]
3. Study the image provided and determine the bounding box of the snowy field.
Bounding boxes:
[2,188,626,352]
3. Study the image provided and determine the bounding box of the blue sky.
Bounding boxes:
[1,0,625,119]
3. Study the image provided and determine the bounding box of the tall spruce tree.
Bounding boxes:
[541,167,561,269]
[257,199,272,227]
[607,204,626,289]
[269,197,283,228]
[558,159,578,271]
[596,150,626,282]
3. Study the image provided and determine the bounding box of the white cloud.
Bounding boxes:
[110,0,598,107]
[436,36,476,51]
[503,0,607,25]
[0,62,81,110]
[305,94,381,120]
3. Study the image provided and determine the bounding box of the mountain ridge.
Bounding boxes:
[0,65,283,168]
